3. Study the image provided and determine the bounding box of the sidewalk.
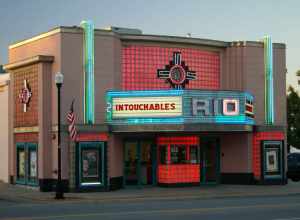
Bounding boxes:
[0,181,300,203]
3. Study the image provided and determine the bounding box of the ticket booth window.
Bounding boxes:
[170,145,187,164]
[190,145,200,164]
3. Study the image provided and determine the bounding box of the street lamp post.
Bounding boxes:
[55,72,64,199]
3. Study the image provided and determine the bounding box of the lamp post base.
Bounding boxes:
[55,182,64,200]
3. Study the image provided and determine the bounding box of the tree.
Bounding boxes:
[287,86,300,150]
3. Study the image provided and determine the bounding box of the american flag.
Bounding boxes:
[67,100,77,141]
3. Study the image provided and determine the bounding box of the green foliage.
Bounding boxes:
[287,86,300,149]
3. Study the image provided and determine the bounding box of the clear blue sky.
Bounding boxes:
[1,0,299,87]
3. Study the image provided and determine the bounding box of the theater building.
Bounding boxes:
[4,22,287,192]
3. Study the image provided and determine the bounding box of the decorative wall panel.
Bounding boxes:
[122,45,220,90]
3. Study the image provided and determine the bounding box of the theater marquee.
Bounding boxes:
[112,96,182,118]
[106,90,254,125]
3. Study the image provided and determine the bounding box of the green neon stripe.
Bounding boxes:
[264,36,274,125]
[81,20,95,124]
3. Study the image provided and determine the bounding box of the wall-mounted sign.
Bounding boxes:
[157,52,196,89]
[192,98,239,116]
[18,79,32,112]
[111,96,182,118]
[106,90,254,125]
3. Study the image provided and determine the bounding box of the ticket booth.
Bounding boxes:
[157,136,220,185]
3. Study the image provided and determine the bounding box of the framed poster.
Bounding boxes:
[19,151,25,178]
[29,151,37,178]
[266,148,279,172]
[77,142,105,187]
[82,150,99,178]
[262,140,283,180]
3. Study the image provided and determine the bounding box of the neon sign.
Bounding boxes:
[81,20,95,124]
[112,96,182,118]
[106,90,254,125]
[192,98,239,116]
[264,36,274,125]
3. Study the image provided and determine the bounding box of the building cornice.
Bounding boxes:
[3,55,54,70]
[119,34,229,48]
[7,26,286,52]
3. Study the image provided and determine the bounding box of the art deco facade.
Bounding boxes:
[4,23,286,191]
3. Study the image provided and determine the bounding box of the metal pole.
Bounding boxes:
[55,83,64,199]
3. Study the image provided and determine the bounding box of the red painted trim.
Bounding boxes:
[15,132,38,142]
[76,133,108,142]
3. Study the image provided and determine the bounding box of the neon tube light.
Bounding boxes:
[264,36,274,124]
[81,20,95,124]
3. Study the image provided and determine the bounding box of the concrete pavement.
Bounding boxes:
[0,181,300,203]
[1,192,300,220]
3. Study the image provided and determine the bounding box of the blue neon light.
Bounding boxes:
[106,90,254,125]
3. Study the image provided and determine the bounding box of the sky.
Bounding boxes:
[0,0,299,88]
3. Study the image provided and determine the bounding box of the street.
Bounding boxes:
[1,193,300,220]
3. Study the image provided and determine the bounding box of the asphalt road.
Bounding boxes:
[1,194,300,220]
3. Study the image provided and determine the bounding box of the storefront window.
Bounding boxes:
[159,145,167,164]
[171,145,186,164]
[190,145,199,164]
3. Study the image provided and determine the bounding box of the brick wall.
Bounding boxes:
[15,132,38,142]
[13,64,39,127]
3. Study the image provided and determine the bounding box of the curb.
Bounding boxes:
[3,191,300,204]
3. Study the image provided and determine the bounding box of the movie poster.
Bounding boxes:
[19,151,25,177]
[30,151,37,178]
[82,150,99,178]
[266,149,278,172]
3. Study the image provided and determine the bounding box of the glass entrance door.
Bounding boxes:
[124,141,139,185]
[140,141,153,185]
[200,138,220,184]
[124,140,154,186]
